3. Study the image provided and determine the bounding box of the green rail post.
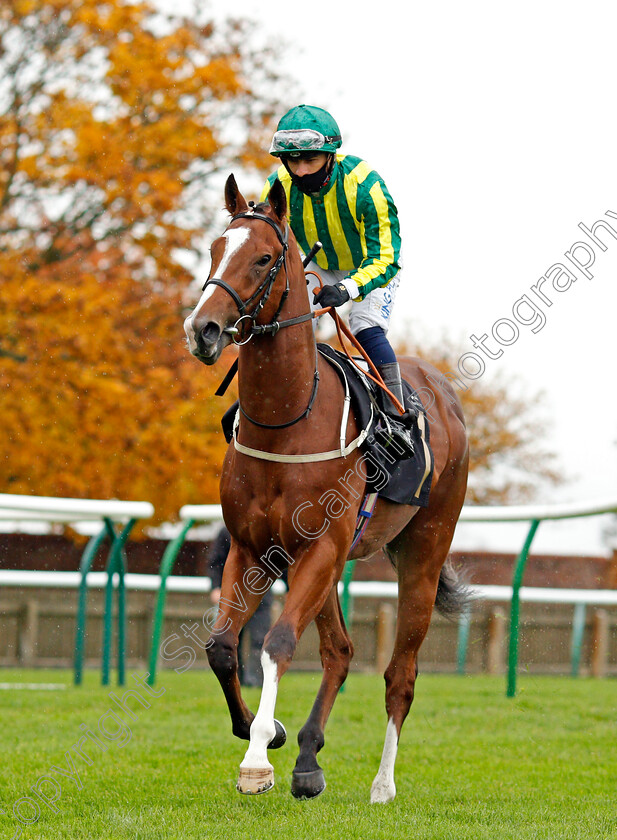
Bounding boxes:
[116,536,127,687]
[456,603,472,675]
[147,519,195,686]
[570,602,587,677]
[341,558,357,629]
[102,520,119,686]
[74,524,109,686]
[506,518,541,698]
[101,518,136,686]
[339,559,357,694]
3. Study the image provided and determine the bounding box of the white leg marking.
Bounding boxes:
[183,227,250,346]
[370,717,399,803]
[239,651,278,771]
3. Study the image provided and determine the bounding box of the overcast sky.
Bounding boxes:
[183,0,617,553]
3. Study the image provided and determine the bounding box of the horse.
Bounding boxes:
[183,174,469,803]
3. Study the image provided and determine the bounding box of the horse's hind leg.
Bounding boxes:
[370,510,461,804]
[292,584,354,800]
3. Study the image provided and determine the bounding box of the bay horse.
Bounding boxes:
[183,175,469,803]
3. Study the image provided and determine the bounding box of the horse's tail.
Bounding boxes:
[434,559,470,618]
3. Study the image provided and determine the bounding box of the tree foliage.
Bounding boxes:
[0,1,561,523]
[0,0,283,524]
[407,335,562,505]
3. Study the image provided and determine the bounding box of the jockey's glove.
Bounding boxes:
[313,282,350,308]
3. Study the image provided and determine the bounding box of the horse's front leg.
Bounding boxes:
[236,541,343,795]
[206,544,285,746]
[291,584,353,799]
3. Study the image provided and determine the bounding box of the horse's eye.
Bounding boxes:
[257,255,272,267]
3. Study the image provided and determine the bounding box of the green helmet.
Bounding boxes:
[269,105,342,157]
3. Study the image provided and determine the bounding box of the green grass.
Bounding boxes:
[0,669,616,839]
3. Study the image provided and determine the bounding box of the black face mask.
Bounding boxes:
[285,156,334,195]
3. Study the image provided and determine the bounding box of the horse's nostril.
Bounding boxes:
[200,322,221,347]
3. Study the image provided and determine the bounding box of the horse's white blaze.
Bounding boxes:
[370,717,399,803]
[183,311,200,351]
[216,227,250,277]
[183,227,250,347]
[239,651,278,771]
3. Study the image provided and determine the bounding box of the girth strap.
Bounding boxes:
[230,350,373,463]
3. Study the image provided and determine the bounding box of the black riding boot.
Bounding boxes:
[375,362,416,459]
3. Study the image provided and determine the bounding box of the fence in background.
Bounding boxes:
[453,498,617,694]
[0,494,154,686]
[162,497,617,696]
[2,494,617,695]
[2,572,616,679]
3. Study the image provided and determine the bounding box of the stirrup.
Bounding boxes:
[374,415,415,459]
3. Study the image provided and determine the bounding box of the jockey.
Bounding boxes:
[262,104,414,458]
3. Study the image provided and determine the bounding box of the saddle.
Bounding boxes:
[316,345,434,508]
[221,344,434,508]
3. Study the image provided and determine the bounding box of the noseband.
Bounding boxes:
[202,205,298,345]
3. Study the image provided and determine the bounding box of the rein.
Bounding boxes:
[305,270,406,415]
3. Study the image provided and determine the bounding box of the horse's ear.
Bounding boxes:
[224,174,249,216]
[267,178,287,222]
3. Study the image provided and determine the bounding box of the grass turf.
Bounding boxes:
[0,669,615,839]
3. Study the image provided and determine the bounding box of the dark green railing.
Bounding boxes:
[0,493,153,687]
[147,519,195,686]
[146,505,222,685]
[450,498,617,696]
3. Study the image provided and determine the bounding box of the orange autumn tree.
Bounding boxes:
[0,0,285,523]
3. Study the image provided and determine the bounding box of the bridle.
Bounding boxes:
[203,204,319,429]
[202,204,314,346]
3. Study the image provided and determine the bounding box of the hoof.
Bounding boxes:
[291,768,326,800]
[370,777,396,803]
[236,766,274,795]
[268,719,287,750]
